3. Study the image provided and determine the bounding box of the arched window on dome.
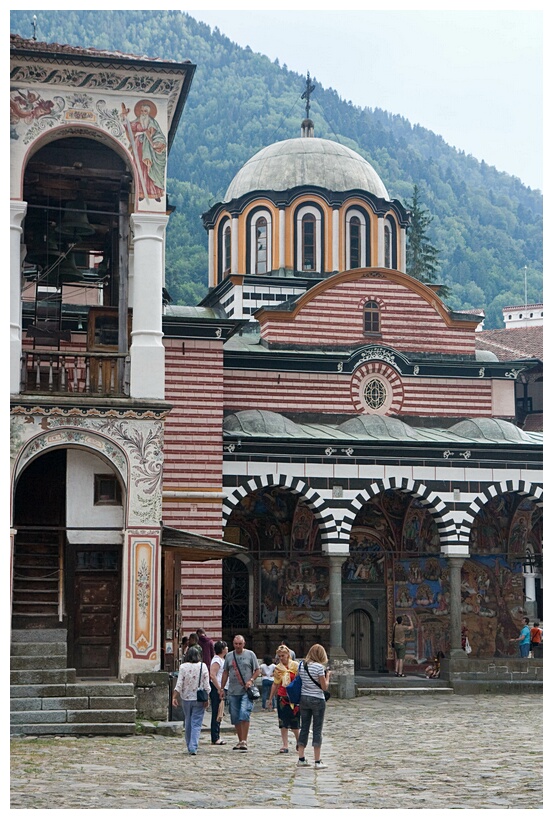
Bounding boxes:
[218,218,231,279]
[295,204,323,273]
[364,300,381,335]
[248,209,272,275]
[345,208,370,269]
[383,217,397,269]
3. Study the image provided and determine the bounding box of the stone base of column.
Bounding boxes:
[448,648,469,660]
[328,649,356,699]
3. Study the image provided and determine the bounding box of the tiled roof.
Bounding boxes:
[10,33,191,65]
[502,303,543,311]
[475,326,543,361]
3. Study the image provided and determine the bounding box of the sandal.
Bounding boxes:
[279,748,289,753]
[212,739,226,745]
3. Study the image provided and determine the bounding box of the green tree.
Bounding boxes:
[406,185,440,284]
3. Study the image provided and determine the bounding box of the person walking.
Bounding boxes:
[392,614,413,676]
[269,644,300,753]
[171,646,210,755]
[511,617,531,657]
[529,622,542,658]
[259,654,276,710]
[197,627,215,667]
[220,634,260,752]
[296,644,331,770]
[209,640,228,746]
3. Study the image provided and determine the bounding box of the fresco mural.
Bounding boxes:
[224,488,326,627]
[345,491,540,663]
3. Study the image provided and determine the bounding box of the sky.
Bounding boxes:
[185,3,544,191]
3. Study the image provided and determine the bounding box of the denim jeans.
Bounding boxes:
[520,643,530,658]
[298,694,326,748]
[261,679,276,709]
[182,700,205,753]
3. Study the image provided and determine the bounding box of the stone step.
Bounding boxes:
[11,695,136,711]
[10,668,76,685]
[66,682,135,697]
[11,654,67,670]
[11,709,136,725]
[10,723,136,736]
[11,629,67,643]
[11,641,67,657]
[357,686,454,696]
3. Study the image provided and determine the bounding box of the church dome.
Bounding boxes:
[223,136,389,202]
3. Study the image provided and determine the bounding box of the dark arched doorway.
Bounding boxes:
[345,609,372,671]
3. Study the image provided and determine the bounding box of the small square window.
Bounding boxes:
[94,474,122,506]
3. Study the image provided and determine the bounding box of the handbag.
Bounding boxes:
[232,653,260,700]
[196,662,209,702]
[305,661,331,700]
[286,662,303,704]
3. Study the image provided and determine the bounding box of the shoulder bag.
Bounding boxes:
[285,661,303,704]
[232,652,260,700]
[196,662,208,701]
[305,661,331,701]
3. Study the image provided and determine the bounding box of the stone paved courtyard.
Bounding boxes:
[10,693,542,810]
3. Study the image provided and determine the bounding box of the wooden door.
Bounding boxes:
[345,609,372,671]
[68,546,121,677]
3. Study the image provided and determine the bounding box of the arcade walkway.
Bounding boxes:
[11,693,542,809]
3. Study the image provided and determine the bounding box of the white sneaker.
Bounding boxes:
[297,759,311,767]
[314,761,326,768]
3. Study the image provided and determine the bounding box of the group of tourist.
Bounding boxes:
[172,632,331,764]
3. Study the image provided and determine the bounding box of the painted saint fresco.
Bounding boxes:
[225,488,326,626]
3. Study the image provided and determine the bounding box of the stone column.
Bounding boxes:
[10,201,27,395]
[448,556,466,658]
[399,226,407,273]
[129,213,169,399]
[278,208,286,272]
[332,208,340,272]
[231,216,239,275]
[327,554,355,698]
[377,215,385,267]
[207,228,215,288]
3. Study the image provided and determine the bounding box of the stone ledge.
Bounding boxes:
[67,709,136,724]
[10,723,136,736]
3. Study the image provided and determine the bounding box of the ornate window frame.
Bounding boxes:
[345,207,369,269]
[295,204,323,273]
[249,208,272,275]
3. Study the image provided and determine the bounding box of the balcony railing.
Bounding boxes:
[20,351,130,396]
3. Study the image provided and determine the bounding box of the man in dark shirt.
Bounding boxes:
[197,628,215,666]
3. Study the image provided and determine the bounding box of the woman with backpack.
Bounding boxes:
[296,644,331,770]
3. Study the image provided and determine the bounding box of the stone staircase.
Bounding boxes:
[10,629,136,735]
[355,674,454,696]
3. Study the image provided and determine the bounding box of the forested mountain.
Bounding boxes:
[10,9,542,329]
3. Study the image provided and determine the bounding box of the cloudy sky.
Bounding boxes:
[186,3,543,191]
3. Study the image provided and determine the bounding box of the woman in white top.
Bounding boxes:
[296,644,331,769]
[259,654,276,710]
[172,646,210,755]
[209,640,228,745]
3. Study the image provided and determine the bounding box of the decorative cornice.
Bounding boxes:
[10,403,170,420]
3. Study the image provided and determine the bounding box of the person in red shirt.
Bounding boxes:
[530,622,543,658]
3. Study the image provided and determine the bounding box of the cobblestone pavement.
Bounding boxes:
[10,694,542,810]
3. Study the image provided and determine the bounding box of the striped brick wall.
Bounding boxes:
[223,368,494,417]
[163,337,226,639]
[259,277,476,355]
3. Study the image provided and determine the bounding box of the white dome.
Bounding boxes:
[224,137,389,202]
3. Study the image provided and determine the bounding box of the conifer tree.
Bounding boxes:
[406,184,440,284]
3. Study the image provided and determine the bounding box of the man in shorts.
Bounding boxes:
[220,634,260,751]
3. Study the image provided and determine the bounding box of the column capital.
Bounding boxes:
[130,212,169,240]
[10,200,27,228]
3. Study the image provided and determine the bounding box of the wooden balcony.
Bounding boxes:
[20,351,130,396]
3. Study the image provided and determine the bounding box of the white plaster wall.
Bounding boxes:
[66,449,124,544]
[491,379,515,417]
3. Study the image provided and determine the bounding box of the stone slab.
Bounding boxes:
[67,709,136,724]
[11,669,76,685]
[42,698,89,710]
[11,629,67,643]
[10,722,135,736]
[89,697,136,709]
[66,683,134,697]
[11,655,68,670]
[10,698,42,711]
[11,710,67,724]
[11,642,67,657]
[11,684,67,698]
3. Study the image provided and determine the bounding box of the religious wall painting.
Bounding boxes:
[259,557,329,626]
[343,527,386,582]
[393,555,525,661]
